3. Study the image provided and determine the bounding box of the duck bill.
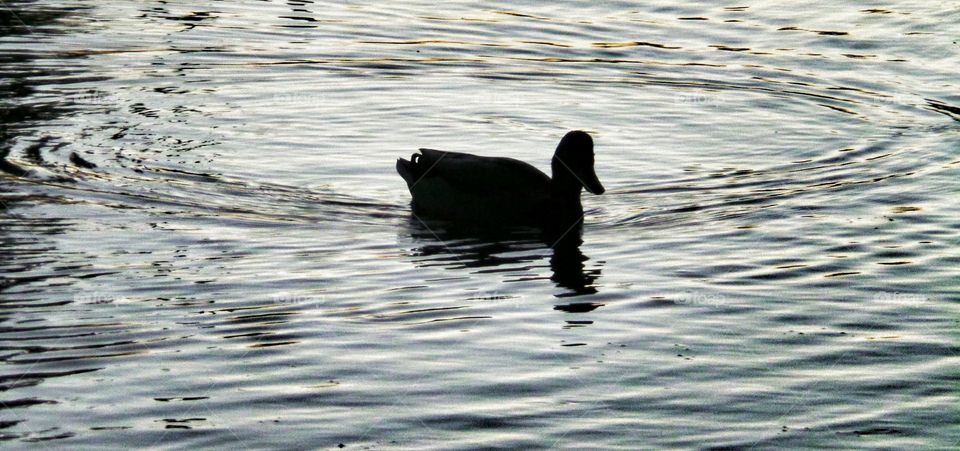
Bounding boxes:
[580,168,605,195]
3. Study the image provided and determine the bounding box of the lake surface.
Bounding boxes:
[2,1,959,448]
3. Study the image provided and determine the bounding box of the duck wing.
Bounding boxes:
[415,148,551,197]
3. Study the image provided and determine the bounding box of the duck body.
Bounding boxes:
[396,130,604,227]
[398,148,558,223]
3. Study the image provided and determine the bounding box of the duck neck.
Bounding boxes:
[550,160,584,214]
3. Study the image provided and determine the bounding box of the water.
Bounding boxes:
[2,1,959,448]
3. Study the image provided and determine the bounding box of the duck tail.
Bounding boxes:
[395,152,420,187]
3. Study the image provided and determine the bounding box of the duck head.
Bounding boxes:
[551,130,605,196]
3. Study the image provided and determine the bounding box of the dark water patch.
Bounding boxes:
[0,398,56,410]
[153,396,210,402]
[841,427,903,436]
[926,99,960,121]
[554,303,604,313]
[593,41,681,50]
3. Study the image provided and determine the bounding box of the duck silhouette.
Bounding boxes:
[396,130,604,227]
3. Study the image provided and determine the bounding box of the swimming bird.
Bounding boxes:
[396,130,604,226]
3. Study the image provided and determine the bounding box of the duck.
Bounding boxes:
[396,130,604,227]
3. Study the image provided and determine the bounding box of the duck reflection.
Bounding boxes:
[402,215,601,296]
[549,234,600,296]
